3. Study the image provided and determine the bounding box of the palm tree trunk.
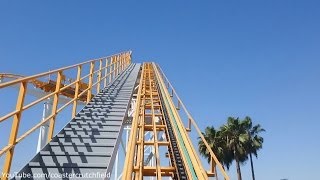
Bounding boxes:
[249,153,255,180]
[235,156,242,180]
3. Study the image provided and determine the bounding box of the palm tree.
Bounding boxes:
[242,116,265,180]
[198,117,265,180]
[198,126,233,170]
[220,117,248,180]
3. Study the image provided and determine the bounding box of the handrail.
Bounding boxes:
[0,51,132,179]
[155,64,230,180]
[0,51,131,88]
[0,52,131,123]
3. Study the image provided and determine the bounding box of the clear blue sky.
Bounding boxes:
[1,1,320,179]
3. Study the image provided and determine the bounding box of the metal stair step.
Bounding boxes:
[69,121,123,126]
[68,123,121,129]
[49,142,115,147]
[63,127,121,132]
[31,156,111,166]
[56,134,118,139]
[44,146,114,154]
[63,130,119,136]
[55,137,117,144]
[38,151,112,156]
[29,162,109,168]
[15,63,141,179]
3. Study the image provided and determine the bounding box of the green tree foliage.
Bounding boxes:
[198,116,265,180]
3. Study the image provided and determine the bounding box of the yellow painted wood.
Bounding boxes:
[47,71,63,142]
[96,59,103,93]
[2,82,27,180]
[147,64,162,180]
[109,58,113,85]
[72,65,82,118]
[114,56,118,77]
[0,52,131,175]
[124,63,192,179]
[122,65,145,180]
[0,52,129,89]
[104,58,109,87]
[155,64,230,180]
[209,156,217,178]
[86,61,95,103]
[153,63,208,179]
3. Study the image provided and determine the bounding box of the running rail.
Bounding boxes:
[153,63,230,180]
[122,63,229,180]
[0,51,131,179]
[0,54,230,180]
[123,63,189,179]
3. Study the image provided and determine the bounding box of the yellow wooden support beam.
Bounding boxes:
[47,71,63,141]
[153,63,208,179]
[122,64,145,180]
[147,64,162,180]
[0,51,131,175]
[104,58,109,88]
[72,65,82,118]
[86,61,95,103]
[2,82,27,180]
[155,64,230,180]
[96,59,103,93]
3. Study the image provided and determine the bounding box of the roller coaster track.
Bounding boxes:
[0,52,229,180]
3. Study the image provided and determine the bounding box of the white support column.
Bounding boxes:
[36,97,53,152]
[125,125,130,152]
[126,97,136,151]
[114,152,119,180]
[116,96,136,179]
